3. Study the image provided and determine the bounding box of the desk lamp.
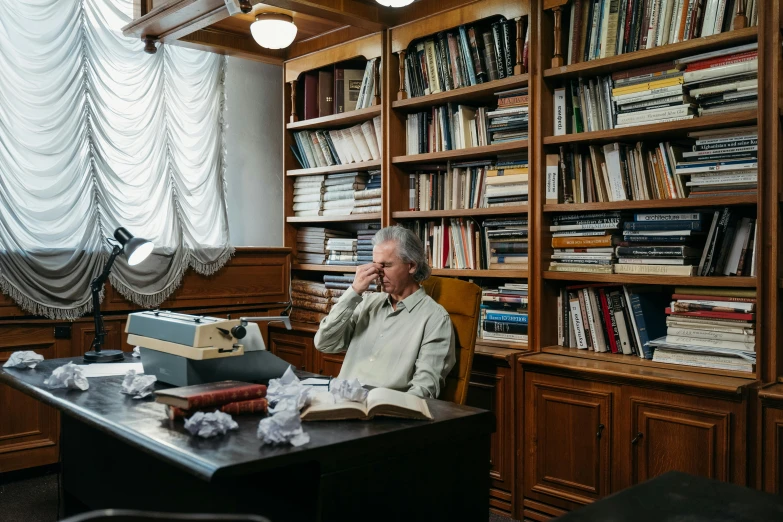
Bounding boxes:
[84,227,154,363]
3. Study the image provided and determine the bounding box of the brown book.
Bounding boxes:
[291,280,331,298]
[301,388,432,421]
[291,291,330,304]
[318,70,334,118]
[552,235,618,248]
[304,72,318,120]
[155,381,267,410]
[166,398,269,420]
[292,299,331,313]
[290,308,328,324]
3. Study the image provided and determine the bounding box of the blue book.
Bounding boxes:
[623,220,704,232]
[624,286,668,360]
[458,26,476,86]
[485,312,528,324]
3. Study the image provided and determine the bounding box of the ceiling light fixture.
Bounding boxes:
[376,0,414,7]
[250,13,298,49]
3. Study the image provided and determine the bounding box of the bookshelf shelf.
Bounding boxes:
[476,338,529,351]
[392,141,528,166]
[286,213,382,223]
[542,272,757,287]
[432,269,529,278]
[543,195,757,212]
[542,111,758,146]
[286,105,381,131]
[293,264,357,273]
[543,27,758,80]
[287,160,382,177]
[392,74,529,112]
[392,206,529,219]
[541,346,756,379]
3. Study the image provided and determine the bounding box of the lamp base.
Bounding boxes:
[83,350,125,363]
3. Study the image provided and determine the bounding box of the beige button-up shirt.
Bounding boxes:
[313,286,455,399]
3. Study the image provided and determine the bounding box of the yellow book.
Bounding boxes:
[485,174,529,185]
[486,167,529,177]
[611,77,684,96]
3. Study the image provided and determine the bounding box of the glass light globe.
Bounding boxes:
[376,0,414,6]
[250,14,298,49]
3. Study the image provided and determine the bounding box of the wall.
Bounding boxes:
[224,58,284,247]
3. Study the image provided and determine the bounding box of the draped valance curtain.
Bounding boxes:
[0,0,233,320]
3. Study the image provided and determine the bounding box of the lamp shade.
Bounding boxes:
[375,0,414,7]
[113,227,154,266]
[250,13,298,49]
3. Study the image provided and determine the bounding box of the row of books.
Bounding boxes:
[546,127,757,203]
[301,59,378,120]
[564,0,756,64]
[292,172,380,217]
[554,44,758,134]
[548,209,757,276]
[405,216,528,271]
[291,116,381,169]
[296,223,380,266]
[408,155,528,211]
[557,284,755,372]
[480,283,528,343]
[403,18,528,99]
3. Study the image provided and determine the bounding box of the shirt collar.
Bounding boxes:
[384,286,426,313]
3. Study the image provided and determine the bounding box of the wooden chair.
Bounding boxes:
[58,510,270,522]
[420,276,481,405]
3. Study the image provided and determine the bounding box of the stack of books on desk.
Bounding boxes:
[353,169,381,214]
[156,381,268,420]
[548,212,621,273]
[296,227,352,265]
[479,283,528,343]
[290,279,334,323]
[648,287,756,372]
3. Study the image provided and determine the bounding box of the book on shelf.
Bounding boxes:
[480,283,528,342]
[300,387,432,421]
[291,116,381,170]
[548,209,756,276]
[293,172,384,217]
[303,60,377,119]
[155,381,267,410]
[404,17,526,99]
[564,0,757,66]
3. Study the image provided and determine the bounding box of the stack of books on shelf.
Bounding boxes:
[302,59,379,118]
[488,88,529,144]
[353,169,381,214]
[675,126,758,198]
[293,175,325,217]
[323,172,368,217]
[548,212,621,274]
[296,227,352,264]
[557,284,669,358]
[326,237,360,266]
[485,217,528,270]
[648,287,756,372]
[403,18,528,98]
[479,283,528,343]
[406,104,490,154]
[356,223,379,261]
[323,274,378,304]
[485,155,529,207]
[290,279,334,323]
[290,116,381,169]
[695,208,757,276]
[564,0,756,65]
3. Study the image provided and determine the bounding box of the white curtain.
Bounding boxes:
[0,0,233,320]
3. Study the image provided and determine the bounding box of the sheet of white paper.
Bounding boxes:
[78,362,145,378]
[300,378,331,386]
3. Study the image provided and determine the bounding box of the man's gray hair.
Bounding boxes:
[372,226,432,282]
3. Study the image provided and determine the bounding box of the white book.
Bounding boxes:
[546,154,559,204]
[662,335,754,351]
[658,0,674,45]
[361,121,380,160]
[614,115,694,128]
[554,88,567,136]
[293,193,323,203]
[612,84,686,104]
[349,125,372,162]
[667,326,755,343]
[670,0,685,43]
[615,104,693,124]
[340,128,358,163]
[683,59,758,84]
[373,116,382,156]
[699,0,719,36]
[686,174,757,186]
[614,264,695,275]
[569,296,590,349]
[618,258,695,265]
[723,217,752,275]
[585,289,608,352]
[602,143,627,201]
[689,78,758,98]
[676,161,757,174]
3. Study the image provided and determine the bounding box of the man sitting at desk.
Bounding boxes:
[314,226,455,399]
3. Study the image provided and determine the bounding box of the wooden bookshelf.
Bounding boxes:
[432,269,529,278]
[286,213,381,223]
[392,141,528,166]
[393,206,529,219]
[542,110,758,146]
[392,74,529,111]
[542,272,757,287]
[287,160,381,177]
[293,264,357,273]
[286,105,381,131]
[544,195,757,212]
[476,338,529,351]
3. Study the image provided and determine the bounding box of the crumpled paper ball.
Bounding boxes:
[43,362,89,391]
[120,369,156,399]
[257,410,310,447]
[267,366,318,414]
[329,378,368,403]
[3,351,44,370]
[184,410,238,438]
[131,346,141,358]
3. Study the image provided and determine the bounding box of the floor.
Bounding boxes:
[0,465,522,521]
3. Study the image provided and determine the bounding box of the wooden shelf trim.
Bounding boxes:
[542,111,757,145]
[392,206,529,219]
[293,264,358,273]
[286,105,381,130]
[392,75,529,111]
[287,213,381,223]
[287,160,381,176]
[543,272,757,287]
[759,383,783,402]
[431,269,528,278]
[521,350,756,394]
[392,141,528,166]
[543,27,759,79]
[544,195,757,212]
[475,339,529,353]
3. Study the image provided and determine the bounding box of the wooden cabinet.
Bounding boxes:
[314,350,345,377]
[269,329,313,372]
[759,385,783,494]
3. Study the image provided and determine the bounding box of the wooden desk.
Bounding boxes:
[0,355,492,522]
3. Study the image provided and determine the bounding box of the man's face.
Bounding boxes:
[372,240,415,295]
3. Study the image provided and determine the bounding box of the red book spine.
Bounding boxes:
[187,385,267,409]
[671,294,756,303]
[685,52,758,72]
[665,308,754,321]
[167,399,269,420]
[598,289,619,353]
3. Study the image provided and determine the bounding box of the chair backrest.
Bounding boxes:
[59,510,270,522]
[420,276,481,405]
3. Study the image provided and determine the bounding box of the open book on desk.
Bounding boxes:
[300,387,433,421]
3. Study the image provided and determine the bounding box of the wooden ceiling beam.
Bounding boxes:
[285,25,371,59]
[175,27,286,64]
[250,0,386,33]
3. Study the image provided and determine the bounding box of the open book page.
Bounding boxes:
[300,394,368,421]
[366,388,433,420]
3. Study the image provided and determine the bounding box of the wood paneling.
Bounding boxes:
[269,329,313,371]
[284,32,383,83]
[314,350,345,377]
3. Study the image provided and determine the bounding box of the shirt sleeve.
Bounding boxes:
[408,311,456,399]
[313,287,365,354]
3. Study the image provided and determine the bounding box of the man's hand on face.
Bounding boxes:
[352,263,383,294]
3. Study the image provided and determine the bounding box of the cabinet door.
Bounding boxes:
[762,404,783,494]
[314,350,345,377]
[524,372,617,510]
[620,386,743,487]
[269,330,313,372]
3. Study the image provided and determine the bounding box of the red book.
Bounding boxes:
[664,308,755,321]
[166,398,269,421]
[686,51,758,72]
[598,288,619,354]
[155,381,267,410]
[303,72,319,120]
[671,293,757,303]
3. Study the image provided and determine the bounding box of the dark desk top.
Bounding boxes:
[0,355,492,483]
[556,471,783,522]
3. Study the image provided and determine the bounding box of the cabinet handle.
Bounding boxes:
[631,432,644,445]
[596,424,605,439]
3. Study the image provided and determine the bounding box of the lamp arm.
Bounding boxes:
[90,245,123,353]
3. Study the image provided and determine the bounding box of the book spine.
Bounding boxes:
[186,386,267,410]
